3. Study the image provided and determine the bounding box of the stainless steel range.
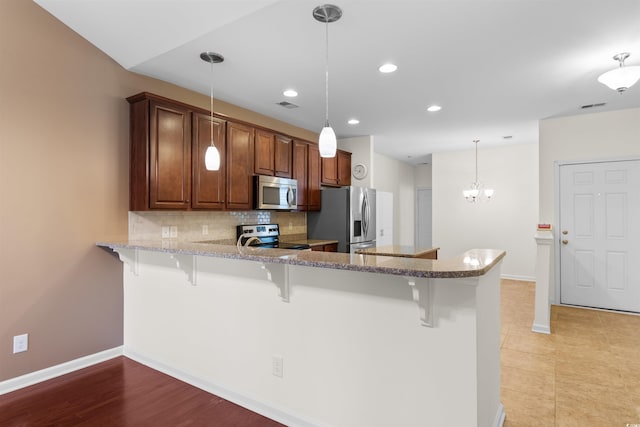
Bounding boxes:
[236,224,310,250]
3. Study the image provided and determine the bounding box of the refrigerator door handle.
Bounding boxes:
[362,192,369,236]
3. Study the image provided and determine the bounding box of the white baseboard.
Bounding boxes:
[494,402,506,427]
[124,347,322,427]
[531,323,551,334]
[0,346,123,395]
[501,274,536,282]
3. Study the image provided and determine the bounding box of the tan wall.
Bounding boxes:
[0,0,317,381]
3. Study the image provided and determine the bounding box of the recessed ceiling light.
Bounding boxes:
[378,63,398,73]
[348,118,360,125]
[283,89,298,97]
[427,105,442,112]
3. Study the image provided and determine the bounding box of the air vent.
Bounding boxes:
[503,135,513,140]
[580,102,606,109]
[276,101,299,109]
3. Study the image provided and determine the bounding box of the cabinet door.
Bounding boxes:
[192,112,226,209]
[292,140,308,210]
[149,100,191,209]
[321,156,338,185]
[274,135,292,178]
[307,144,321,211]
[226,122,254,210]
[254,129,274,176]
[337,150,352,186]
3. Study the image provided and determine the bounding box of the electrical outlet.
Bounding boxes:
[13,334,28,354]
[202,225,208,235]
[161,226,170,238]
[169,226,178,238]
[272,355,283,378]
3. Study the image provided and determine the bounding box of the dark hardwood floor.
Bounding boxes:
[0,356,284,426]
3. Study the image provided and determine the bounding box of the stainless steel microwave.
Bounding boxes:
[254,175,297,210]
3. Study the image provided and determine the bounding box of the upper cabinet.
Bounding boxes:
[129,94,192,210]
[254,129,292,178]
[291,139,322,211]
[192,112,226,210]
[226,121,254,210]
[321,149,352,187]
[127,92,348,211]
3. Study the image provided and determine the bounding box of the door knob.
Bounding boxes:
[562,239,568,245]
[562,230,568,235]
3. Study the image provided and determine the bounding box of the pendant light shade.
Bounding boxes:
[200,51,224,171]
[597,53,640,93]
[205,145,221,170]
[313,4,342,158]
[319,125,337,157]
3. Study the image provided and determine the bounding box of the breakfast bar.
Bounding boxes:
[98,239,506,427]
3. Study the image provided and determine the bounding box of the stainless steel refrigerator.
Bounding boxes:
[307,186,376,253]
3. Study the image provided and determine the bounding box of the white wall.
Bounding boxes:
[415,163,432,188]
[433,143,539,280]
[372,153,416,246]
[339,136,374,188]
[539,107,640,300]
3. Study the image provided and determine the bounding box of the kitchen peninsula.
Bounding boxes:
[98,239,506,427]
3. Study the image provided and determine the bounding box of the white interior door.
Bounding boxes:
[559,160,640,312]
[416,189,432,248]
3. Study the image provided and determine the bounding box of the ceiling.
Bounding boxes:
[34,0,640,164]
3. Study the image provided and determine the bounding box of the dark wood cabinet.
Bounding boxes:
[192,112,226,210]
[307,144,322,211]
[274,135,292,177]
[226,121,254,210]
[292,140,308,210]
[128,92,346,213]
[129,94,192,210]
[310,242,338,252]
[292,140,322,211]
[321,154,338,185]
[337,150,352,186]
[254,130,292,178]
[254,129,274,176]
[321,149,351,187]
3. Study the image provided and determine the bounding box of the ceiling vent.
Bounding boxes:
[276,101,299,109]
[580,102,606,109]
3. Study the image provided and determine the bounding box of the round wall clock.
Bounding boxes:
[352,163,368,180]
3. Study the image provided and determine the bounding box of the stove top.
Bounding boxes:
[236,224,310,250]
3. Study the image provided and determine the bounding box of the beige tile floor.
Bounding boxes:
[500,279,640,427]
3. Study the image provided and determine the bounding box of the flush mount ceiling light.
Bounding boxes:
[200,51,224,171]
[313,4,342,158]
[347,118,359,125]
[283,89,298,97]
[597,52,640,93]
[427,105,442,112]
[463,140,494,203]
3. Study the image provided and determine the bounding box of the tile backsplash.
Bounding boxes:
[129,211,307,241]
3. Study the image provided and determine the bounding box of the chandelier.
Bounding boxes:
[463,140,494,203]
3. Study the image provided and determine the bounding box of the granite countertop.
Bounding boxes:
[96,238,505,279]
[355,245,440,258]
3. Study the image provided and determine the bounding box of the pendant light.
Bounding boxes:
[313,4,342,158]
[597,52,640,93]
[463,140,494,203]
[200,51,224,171]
